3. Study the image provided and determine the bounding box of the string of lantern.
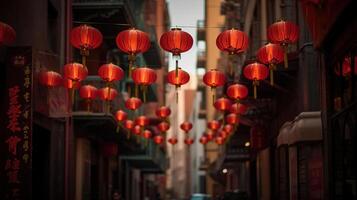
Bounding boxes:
[1,18,300,147]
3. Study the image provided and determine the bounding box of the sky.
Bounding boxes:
[167,0,204,74]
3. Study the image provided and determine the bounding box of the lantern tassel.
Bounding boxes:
[283,45,288,69]
[116,122,120,133]
[135,84,139,98]
[269,64,274,86]
[175,59,179,78]
[211,87,216,106]
[253,80,258,99]
[82,55,86,67]
[127,131,130,140]
[128,54,136,78]
[176,86,179,104]
[143,85,147,103]
[87,99,91,113]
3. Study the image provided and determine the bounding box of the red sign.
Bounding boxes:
[0,47,32,199]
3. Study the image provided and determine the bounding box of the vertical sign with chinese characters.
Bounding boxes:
[0,47,32,199]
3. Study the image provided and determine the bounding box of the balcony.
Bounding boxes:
[196,20,206,41]
[197,49,206,69]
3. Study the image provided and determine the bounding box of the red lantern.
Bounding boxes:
[218,130,229,139]
[135,115,149,127]
[214,97,232,112]
[157,121,170,133]
[132,67,157,102]
[257,43,284,85]
[223,124,234,134]
[167,68,190,103]
[207,120,221,131]
[226,113,239,125]
[168,137,178,145]
[124,120,134,130]
[97,87,118,101]
[115,110,128,122]
[39,71,62,87]
[243,62,269,99]
[63,79,81,89]
[143,130,152,139]
[79,85,97,100]
[160,28,193,58]
[215,136,225,145]
[101,143,118,157]
[132,125,142,135]
[98,63,124,82]
[267,20,299,68]
[335,56,357,77]
[203,69,226,102]
[63,62,88,82]
[154,135,164,144]
[199,136,208,145]
[155,106,171,119]
[125,97,142,110]
[184,138,194,145]
[216,29,249,55]
[0,21,16,45]
[230,103,248,115]
[116,28,151,76]
[180,122,193,134]
[70,24,103,65]
[206,131,214,141]
[226,83,248,101]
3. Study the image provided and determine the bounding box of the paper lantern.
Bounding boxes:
[97,87,117,101]
[218,130,229,139]
[115,110,127,122]
[199,136,208,145]
[125,97,142,110]
[203,69,226,102]
[154,135,164,144]
[155,106,171,119]
[63,79,81,89]
[267,20,299,68]
[226,83,248,102]
[143,130,152,139]
[124,120,134,130]
[157,121,170,133]
[230,103,248,115]
[180,122,193,134]
[98,63,124,82]
[184,138,194,145]
[160,28,193,59]
[223,124,234,134]
[226,113,239,125]
[70,24,103,65]
[132,125,142,135]
[135,115,149,127]
[63,62,88,82]
[0,21,16,45]
[79,85,97,100]
[215,136,225,145]
[214,97,232,112]
[257,43,284,85]
[132,67,157,102]
[167,68,190,103]
[39,71,62,87]
[216,29,249,54]
[243,62,269,99]
[207,120,221,131]
[206,131,214,141]
[168,137,178,145]
[335,56,357,77]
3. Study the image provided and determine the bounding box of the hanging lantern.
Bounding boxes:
[160,28,193,59]
[168,137,178,145]
[257,43,284,85]
[184,138,194,145]
[143,130,152,139]
[243,62,269,99]
[223,124,234,134]
[206,131,214,141]
[167,68,190,103]
[230,103,248,115]
[115,110,127,122]
[226,83,248,102]
[124,120,134,130]
[39,71,63,87]
[226,113,239,125]
[214,97,232,112]
[154,135,164,145]
[132,67,157,102]
[125,97,142,111]
[207,120,221,131]
[215,136,225,145]
[203,69,226,102]
[199,136,209,145]
[63,62,88,82]
[216,29,249,74]
[218,130,229,139]
[180,122,193,134]
[132,125,142,135]
[0,21,16,45]
[101,143,118,157]
[116,28,150,76]
[157,121,170,133]
[155,106,171,119]
[98,63,124,83]
[267,20,299,68]
[135,115,149,127]
[97,87,118,113]
[70,24,103,66]
[79,85,98,111]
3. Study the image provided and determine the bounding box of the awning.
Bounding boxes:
[277,111,322,146]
